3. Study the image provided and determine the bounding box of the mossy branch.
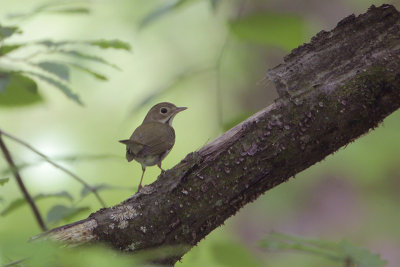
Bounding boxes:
[35,4,400,266]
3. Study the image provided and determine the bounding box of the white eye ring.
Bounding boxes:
[160,107,168,114]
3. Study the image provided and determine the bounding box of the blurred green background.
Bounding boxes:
[1,0,399,266]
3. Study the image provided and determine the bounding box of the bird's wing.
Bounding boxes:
[130,122,175,156]
[119,139,146,162]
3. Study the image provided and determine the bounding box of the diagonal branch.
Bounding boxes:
[35,4,400,266]
[0,135,47,231]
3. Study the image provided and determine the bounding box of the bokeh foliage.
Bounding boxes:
[0,23,130,106]
[1,0,399,266]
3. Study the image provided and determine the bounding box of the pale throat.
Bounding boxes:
[163,113,177,126]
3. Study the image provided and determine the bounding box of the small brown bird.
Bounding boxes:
[119,102,187,191]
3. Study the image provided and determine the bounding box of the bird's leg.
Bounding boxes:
[157,161,166,174]
[137,166,146,192]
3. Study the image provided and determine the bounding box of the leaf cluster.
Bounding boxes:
[0,1,131,107]
[0,179,131,225]
[260,233,387,267]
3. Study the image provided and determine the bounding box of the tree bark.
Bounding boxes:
[37,4,400,266]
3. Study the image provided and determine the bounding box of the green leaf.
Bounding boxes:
[340,240,386,267]
[139,0,190,29]
[35,1,90,12]
[0,72,43,107]
[24,71,82,105]
[211,241,262,267]
[1,163,29,176]
[88,39,131,51]
[35,39,131,51]
[0,72,11,92]
[0,25,21,40]
[67,63,107,81]
[57,50,121,70]
[36,61,70,81]
[259,233,386,267]
[40,191,73,201]
[264,232,339,251]
[48,7,90,14]
[259,233,344,261]
[229,12,305,51]
[34,40,71,47]
[47,205,89,224]
[0,44,24,56]
[8,1,90,20]
[80,183,132,198]
[0,178,9,186]
[1,191,73,216]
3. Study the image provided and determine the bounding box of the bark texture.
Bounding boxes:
[39,4,400,266]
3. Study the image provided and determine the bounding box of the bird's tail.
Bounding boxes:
[119,139,131,145]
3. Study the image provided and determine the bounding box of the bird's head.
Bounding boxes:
[143,102,187,125]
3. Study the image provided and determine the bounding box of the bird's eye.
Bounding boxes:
[160,107,168,114]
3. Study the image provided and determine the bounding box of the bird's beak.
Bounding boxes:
[175,107,187,113]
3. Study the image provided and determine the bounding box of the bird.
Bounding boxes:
[119,102,187,191]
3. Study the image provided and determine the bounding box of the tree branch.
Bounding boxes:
[0,135,47,231]
[35,4,400,266]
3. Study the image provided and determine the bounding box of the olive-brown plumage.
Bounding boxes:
[119,102,186,191]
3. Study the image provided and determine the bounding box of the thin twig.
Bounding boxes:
[1,258,26,267]
[0,135,47,231]
[0,129,106,208]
